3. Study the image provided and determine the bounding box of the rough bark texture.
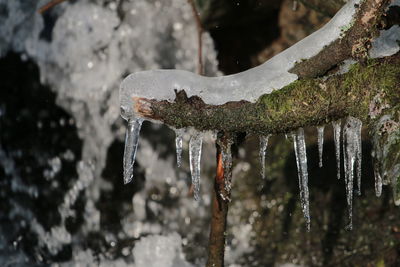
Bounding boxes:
[290,0,390,78]
[136,55,400,135]
[298,0,346,17]
[206,133,234,267]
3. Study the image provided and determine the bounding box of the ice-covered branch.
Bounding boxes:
[131,55,400,134]
[120,0,392,120]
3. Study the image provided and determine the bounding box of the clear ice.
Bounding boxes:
[123,118,144,184]
[259,135,270,179]
[120,0,362,105]
[174,128,185,168]
[332,120,342,180]
[222,138,234,194]
[189,132,203,201]
[292,128,310,231]
[356,121,362,196]
[374,169,383,197]
[317,126,324,168]
[343,116,362,230]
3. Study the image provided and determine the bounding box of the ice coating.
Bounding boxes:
[292,128,310,231]
[123,118,144,184]
[175,128,185,168]
[120,0,361,111]
[189,132,203,200]
[369,25,400,58]
[332,120,342,180]
[259,135,270,179]
[374,169,383,197]
[355,120,362,196]
[317,126,324,168]
[343,116,362,230]
[222,138,234,194]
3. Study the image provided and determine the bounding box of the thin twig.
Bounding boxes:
[206,133,233,267]
[38,0,69,14]
[186,0,204,75]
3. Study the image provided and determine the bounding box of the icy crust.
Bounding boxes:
[369,25,400,58]
[120,0,361,115]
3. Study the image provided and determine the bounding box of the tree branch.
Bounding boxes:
[290,0,391,78]
[298,0,346,17]
[133,55,400,134]
[186,0,204,75]
[206,133,234,267]
[38,0,69,14]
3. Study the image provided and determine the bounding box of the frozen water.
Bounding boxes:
[132,233,193,267]
[332,120,342,180]
[259,135,270,179]
[123,118,144,184]
[355,120,362,196]
[0,0,219,263]
[120,0,362,110]
[189,132,203,200]
[222,138,234,194]
[343,116,362,229]
[317,126,324,168]
[369,25,400,58]
[374,168,383,197]
[175,128,185,168]
[292,128,310,231]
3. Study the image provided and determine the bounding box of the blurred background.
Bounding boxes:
[0,0,399,266]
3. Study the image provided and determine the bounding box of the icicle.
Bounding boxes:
[374,168,382,197]
[123,118,144,184]
[259,135,270,179]
[343,116,362,230]
[317,126,324,168]
[332,120,341,180]
[292,128,310,231]
[355,120,362,196]
[174,128,185,168]
[222,138,234,194]
[189,132,203,200]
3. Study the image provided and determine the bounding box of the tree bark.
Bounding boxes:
[134,55,400,134]
[206,133,234,267]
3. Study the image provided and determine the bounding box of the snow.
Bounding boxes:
[120,0,362,114]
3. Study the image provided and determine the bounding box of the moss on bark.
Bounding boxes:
[149,55,400,136]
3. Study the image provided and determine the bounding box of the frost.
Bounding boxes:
[369,25,400,58]
[317,126,324,168]
[259,135,270,179]
[292,128,310,231]
[120,0,362,111]
[123,118,144,184]
[189,132,203,200]
[332,120,342,180]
